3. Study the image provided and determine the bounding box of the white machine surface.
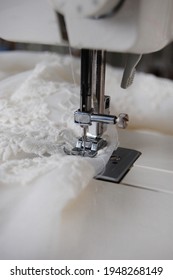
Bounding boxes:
[1,0,173,53]
[0,0,173,259]
[57,130,173,260]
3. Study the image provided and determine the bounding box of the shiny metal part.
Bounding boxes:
[75,49,109,156]
[74,110,129,128]
[74,111,91,125]
[82,126,87,154]
[96,147,141,183]
[71,136,107,157]
[80,49,107,137]
[74,110,117,125]
[116,113,129,128]
[69,48,129,158]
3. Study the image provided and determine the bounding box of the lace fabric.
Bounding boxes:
[0,52,119,259]
[0,53,118,185]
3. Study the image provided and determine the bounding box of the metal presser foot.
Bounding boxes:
[64,124,107,158]
[64,111,129,157]
[64,136,107,157]
[71,131,107,157]
[71,137,107,157]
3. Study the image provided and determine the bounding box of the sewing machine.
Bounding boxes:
[1,0,173,259]
[1,0,173,180]
[50,0,173,185]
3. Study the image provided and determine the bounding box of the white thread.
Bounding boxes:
[68,45,78,89]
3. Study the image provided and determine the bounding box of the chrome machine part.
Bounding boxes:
[96,147,141,182]
[79,49,107,139]
[74,111,129,127]
[69,49,109,157]
[65,48,129,157]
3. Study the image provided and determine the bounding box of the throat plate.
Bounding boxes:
[96,147,141,183]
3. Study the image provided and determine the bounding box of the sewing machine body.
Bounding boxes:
[1,0,173,54]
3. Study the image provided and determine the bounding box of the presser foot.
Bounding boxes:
[64,137,107,157]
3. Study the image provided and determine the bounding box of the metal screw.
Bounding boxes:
[110,155,121,161]
[117,113,129,129]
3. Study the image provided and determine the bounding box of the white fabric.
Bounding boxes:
[0,51,118,259]
[0,52,118,183]
[0,51,173,259]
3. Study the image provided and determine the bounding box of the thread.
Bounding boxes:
[68,45,78,89]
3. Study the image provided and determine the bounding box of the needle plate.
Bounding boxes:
[96,147,141,183]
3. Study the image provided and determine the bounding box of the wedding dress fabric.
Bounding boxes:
[0,51,118,259]
[0,51,173,259]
